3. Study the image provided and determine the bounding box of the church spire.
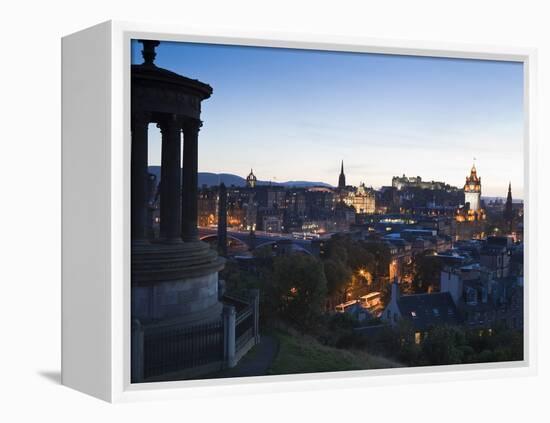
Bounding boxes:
[505,182,513,207]
[504,181,514,229]
[338,160,346,189]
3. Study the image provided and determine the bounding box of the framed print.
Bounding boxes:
[61,21,537,402]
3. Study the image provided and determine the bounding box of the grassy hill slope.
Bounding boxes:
[268,330,402,375]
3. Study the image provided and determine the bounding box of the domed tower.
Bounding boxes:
[464,163,481,211]
[246,169,257,188]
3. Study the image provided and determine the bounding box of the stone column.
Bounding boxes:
[131,319,144,383]
[217,183,228,256]
[131,112,150,242]
[251,289,260,344]
[223,305,236,368]
[158,114,182,243]
[181,118,202,242]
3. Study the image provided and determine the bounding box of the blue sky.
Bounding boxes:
[132,40,524,198]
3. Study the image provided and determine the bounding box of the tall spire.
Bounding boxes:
[467,160,480,183]
[338,160,346,189]
[506,182,513,207]
[504,181,514,227]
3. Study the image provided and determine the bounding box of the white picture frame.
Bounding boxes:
[61,20,537,403]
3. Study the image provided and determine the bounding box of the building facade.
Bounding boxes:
[464,163,481,212]
[392,174,447,191]
[344,182,376,214]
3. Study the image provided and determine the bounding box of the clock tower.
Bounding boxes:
[464,163,481,211]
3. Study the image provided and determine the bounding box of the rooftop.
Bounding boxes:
[398,292,460,330]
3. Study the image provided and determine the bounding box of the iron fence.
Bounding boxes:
[142,319,224,379]
[235,305,254,352]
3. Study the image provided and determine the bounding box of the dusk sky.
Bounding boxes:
[131,40,524,199]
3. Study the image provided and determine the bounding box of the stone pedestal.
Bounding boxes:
[132,241,225,324]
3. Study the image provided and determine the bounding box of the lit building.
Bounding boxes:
[464,163,481,212]
[244,192,258,231]
[440,259,524,332]
[246,168,257,188]
[266,187,286,209]
[262,214,283,233]
[479,236,513,278]
[343,182,376,214]
[197,186,218,227]
[381,279,460,343]
[392,174,447,191]
[455,163,485,230]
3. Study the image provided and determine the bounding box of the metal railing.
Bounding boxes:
[142,319,224,380]
[132,289,260,382]
[235,304,254,352]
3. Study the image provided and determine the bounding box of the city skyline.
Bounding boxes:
[128,38,525,384]
[132,40,524,198]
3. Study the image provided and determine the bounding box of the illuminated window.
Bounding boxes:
[414,332,421,344]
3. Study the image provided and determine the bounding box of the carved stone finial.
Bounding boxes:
[138,40,160,66]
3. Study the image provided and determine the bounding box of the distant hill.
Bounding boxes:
[148,166,332,188]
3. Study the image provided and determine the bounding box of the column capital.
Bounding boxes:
[182,117,203,132]
[156,114,183,134]
[131,111,151,130]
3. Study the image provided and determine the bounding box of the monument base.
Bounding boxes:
[131,240,225,323]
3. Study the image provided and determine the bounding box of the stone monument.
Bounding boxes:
[131,40,224,326]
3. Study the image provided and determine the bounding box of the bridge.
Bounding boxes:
[198,227,316,255]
